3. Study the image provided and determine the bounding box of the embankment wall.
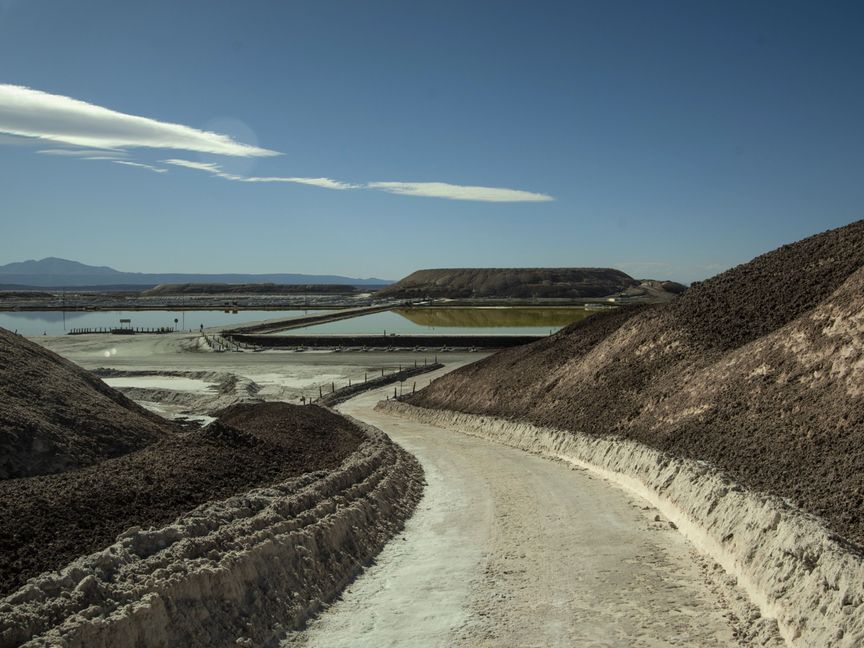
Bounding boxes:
[377,401,864,648]
[0,419,423,648]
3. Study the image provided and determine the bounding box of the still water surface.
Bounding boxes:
[0,310,323,336]
[279,307,593,336]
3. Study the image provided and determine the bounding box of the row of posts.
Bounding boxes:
[300,356,436,404]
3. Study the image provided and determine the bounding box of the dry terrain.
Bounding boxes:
[407,220,864,548]
[0,328,173,479]
[282,377,780,647]
[0,402,363,598]
[377,267,638,299]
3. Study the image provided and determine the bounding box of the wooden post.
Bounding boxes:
[319,385,323,398]
[365,372,367,383]
[394,386,397,399]
[349,378,352,387]
[412,382,416,394]
[331,381,335,393]
[381,368,384,377]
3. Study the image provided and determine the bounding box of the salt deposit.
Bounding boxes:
[379,401,864,648]
[0,419,423,648]
[103,376,216,392]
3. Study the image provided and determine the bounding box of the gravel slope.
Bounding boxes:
[406,220,864,547]
[0,328,174,479]
[0,415,422,648]
[0,403,362,598]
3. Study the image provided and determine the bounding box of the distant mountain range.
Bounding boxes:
[0,258,392,288]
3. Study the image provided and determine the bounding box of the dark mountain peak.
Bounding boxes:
[0,258,392,287]
[0,257,119,276]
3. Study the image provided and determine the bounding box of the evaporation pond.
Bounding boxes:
[2,309,325,336]
[279,307,594,336]
[103,376,215,392]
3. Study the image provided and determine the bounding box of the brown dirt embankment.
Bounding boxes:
[0,416,422,648]
[0,328,174,479]
[377,267,637,299]
[407,219,864,548]
[0,403,363,598]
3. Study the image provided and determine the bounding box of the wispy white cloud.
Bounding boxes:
[38,148,128,158]
[162,158,358,190]
[366,181,554,203]
[162,159,222,173]
[0,84,278,156]
[221,174,360,190]
[112,160,167,174]
[163,158,551,201]
[2,84,552,202]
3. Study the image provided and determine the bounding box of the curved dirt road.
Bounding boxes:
[282,374,745,647]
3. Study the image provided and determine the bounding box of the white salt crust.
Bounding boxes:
[0,418,423,648]
[378,401,864,648]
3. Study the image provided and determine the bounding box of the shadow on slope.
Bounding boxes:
[0,328,174,479]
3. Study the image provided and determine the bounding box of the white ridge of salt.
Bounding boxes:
[0,420,423,648]
[378,401,864,648]
[103,376,215,392]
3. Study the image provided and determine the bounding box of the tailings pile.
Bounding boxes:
[377,267,637,299]
[0,402,363,598]
[0,328,173,479]
[407,220,864,547]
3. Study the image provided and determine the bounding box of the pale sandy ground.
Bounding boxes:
[37,332,479,409]
[102,376,216,391]
[32,335,766,646]
[280,372,749,648]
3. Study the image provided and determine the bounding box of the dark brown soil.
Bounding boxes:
[408,220,864,547]
[377,267,637,299]
[0,402,363,597]
[0,327,175,479]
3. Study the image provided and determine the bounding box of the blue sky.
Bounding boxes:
[1,0,862,283]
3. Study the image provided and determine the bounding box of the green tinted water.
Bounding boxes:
[282,307,594,336]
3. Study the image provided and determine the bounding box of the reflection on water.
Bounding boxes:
[395,307,592,328]
[286,307,595,336]
[0,311,90,323]
[0,309,323,336]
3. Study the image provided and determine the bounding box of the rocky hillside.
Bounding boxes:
[407,220,864,547]
[377,267,638,299]
[0,328,173,479]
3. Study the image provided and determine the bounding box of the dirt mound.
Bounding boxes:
[377,267,637,299]
[0,328,174,479]
[619,279,688,300]
[0,403,363,598]
[407,220,864,547]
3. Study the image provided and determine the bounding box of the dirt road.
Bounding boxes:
[281,370,746,647]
